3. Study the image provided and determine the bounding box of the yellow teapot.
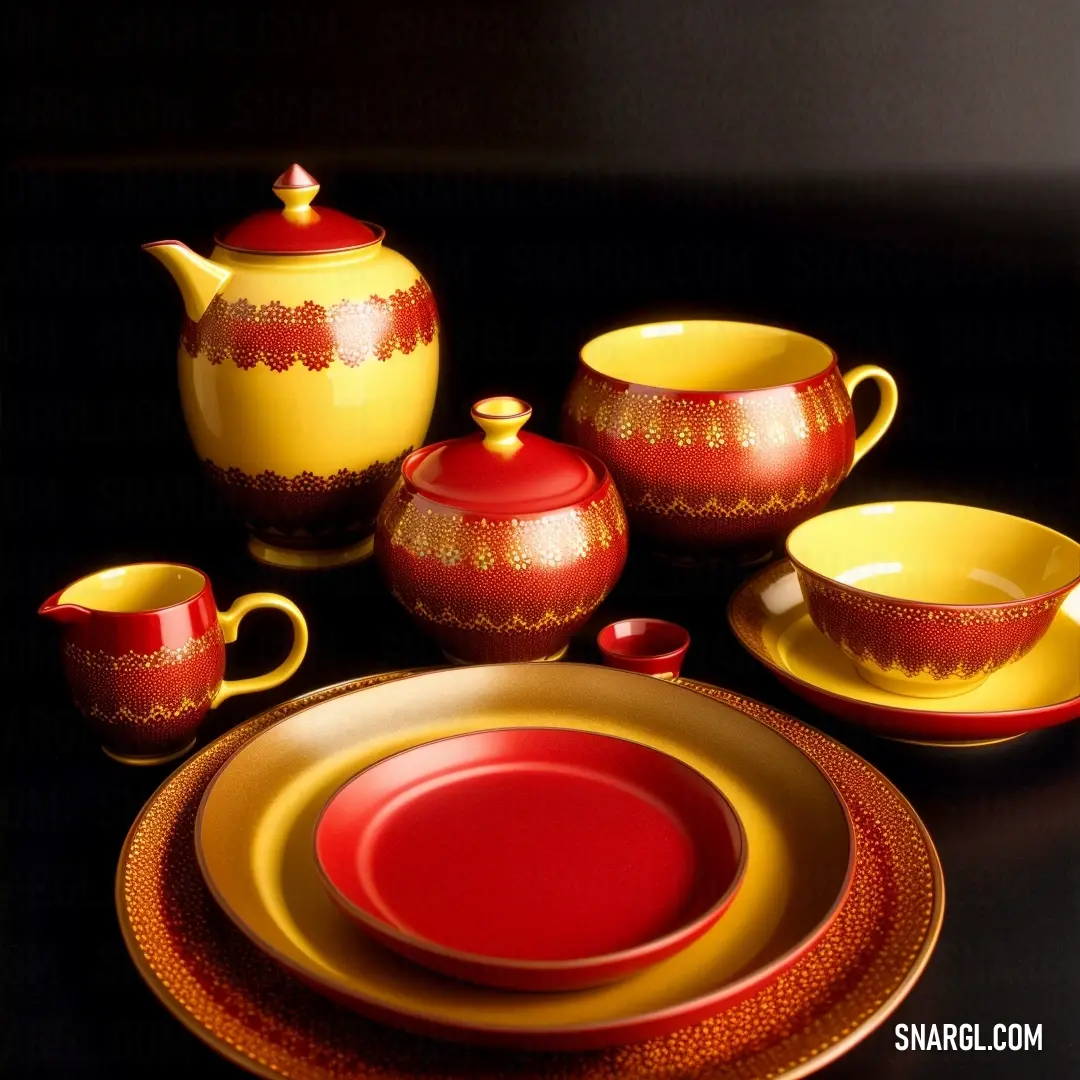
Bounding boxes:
[144,165,440,570]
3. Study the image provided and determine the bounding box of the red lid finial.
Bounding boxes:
[273,164,319,190]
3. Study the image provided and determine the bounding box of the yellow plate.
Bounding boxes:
[196,663,854,1049]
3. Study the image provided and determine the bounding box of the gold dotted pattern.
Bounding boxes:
[801,574,1062,626]
[407,597,608,633]
[118,671,941,1080]
[387,484,627,567]
[563,370,854,524]
[85,687,218,727]
[636,472,841,521]
[63,624,225,733]
[798,570,1067,681]
[566,375,849,448]
[63,624,221,673]
[378,484,628,661]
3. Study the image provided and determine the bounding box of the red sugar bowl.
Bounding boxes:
[375,397,629,664]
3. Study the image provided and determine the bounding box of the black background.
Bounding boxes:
[5,2,1080,1077]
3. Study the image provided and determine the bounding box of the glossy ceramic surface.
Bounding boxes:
[729,559,1080,744]
[376,399,628,663]
[562,320,897,560]
[144,166,439,570]
[597,619,691,679]
[120,670,943,1078]
[314,727,746,991]
[39,563,307,764]
[196,664,854,1049]
[786,502,1080,698]
[408,397,604,514]
[215,164,382,254]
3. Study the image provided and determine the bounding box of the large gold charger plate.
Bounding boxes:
[118,668,944,1079]
[196,664,855,1049]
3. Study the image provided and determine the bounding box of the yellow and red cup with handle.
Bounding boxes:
[39,562,308,764]
[563,320,898,563]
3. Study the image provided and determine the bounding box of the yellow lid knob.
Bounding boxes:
[472,397,532,453]
[273,164,320,221]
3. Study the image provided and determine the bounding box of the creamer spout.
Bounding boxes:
[142,240,233,322]
[38,591,92,625]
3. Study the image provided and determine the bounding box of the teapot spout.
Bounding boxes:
[142,240,233,322]
[38,590,92,625]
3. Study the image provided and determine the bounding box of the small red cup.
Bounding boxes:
[597,619,691,680]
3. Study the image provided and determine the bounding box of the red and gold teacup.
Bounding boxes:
[563,320,898,562]
[786,502,1080,698]
[39,563,308,764]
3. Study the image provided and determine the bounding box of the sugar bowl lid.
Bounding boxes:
[404,397,606,515]
[214,164,383,255]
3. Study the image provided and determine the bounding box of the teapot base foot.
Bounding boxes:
[102,739,196,767]
[248,534,374,571]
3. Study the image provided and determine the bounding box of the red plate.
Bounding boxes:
[313,727,747,991]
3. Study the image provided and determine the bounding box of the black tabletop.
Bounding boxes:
[5,167,1079,1079]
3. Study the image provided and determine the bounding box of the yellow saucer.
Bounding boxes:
[729,561,1080,745]
[196,663,853,1048]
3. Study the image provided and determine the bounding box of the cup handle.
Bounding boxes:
[211,593,309,708]
[842,364,899,469]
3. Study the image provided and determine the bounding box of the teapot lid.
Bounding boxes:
[404,397,606,515]
[214,164,383,255]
